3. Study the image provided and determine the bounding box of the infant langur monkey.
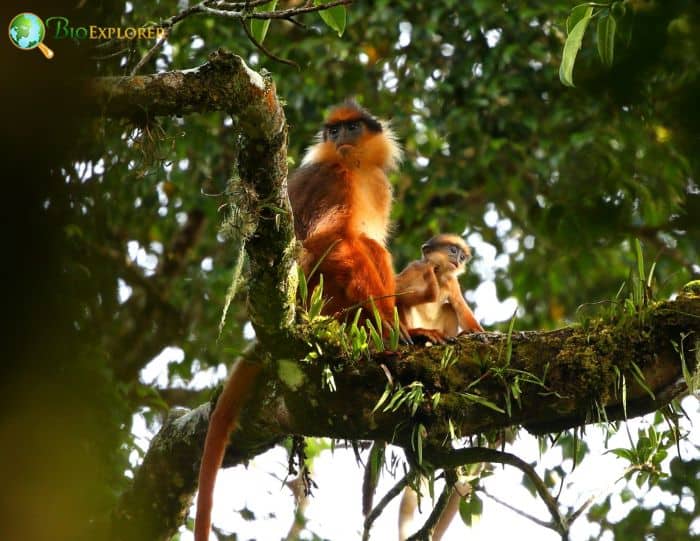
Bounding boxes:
[395,234,483,540]
[396,233,484,343]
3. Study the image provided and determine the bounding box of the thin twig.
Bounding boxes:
[129,0,353,75]
[287,17,309,29]
[424,446,569,536]
[129,1,206,75]
[216,0,283,8]
[481,488,555,530]
[130,28,171,75]
[406,470,457,541]
[363,470,414,541]
[91,46,130,60]
[203,0,353,19]
[240,18,299,69]
[567,465,636,524]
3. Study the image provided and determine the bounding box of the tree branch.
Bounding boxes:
[127,0,354,74]
[481,488,556,531]
[88,50,279,122]
[240,17,299,69]
[423,447,568,536]
[89,52,299,347]
[406,470,457,541]
[363,470,414,541]
[107,292,699,540]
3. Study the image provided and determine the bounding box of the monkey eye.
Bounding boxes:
[347,121,361,132]
[449,246,458,254]
[327,126,340,138]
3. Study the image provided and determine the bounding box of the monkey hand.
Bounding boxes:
[407,327,451,345]
[457,327,487,338]
[458,323,485,333]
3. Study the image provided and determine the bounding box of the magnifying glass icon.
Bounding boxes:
[8,12,55,59]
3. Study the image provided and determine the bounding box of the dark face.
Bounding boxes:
[446,243,471,266]
[324,119,365,148]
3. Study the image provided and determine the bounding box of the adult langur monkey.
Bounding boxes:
[195,100,404,541]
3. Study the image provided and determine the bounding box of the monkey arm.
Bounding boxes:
[395,261,439,307]
[395,261,451,344]
[445,276,484,333]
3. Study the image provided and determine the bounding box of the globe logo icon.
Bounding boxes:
[8,12,54,59]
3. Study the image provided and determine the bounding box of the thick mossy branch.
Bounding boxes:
[90,50,298,346]
[271,293,699,445]
[87,49,279,133]
[118,294,698,541]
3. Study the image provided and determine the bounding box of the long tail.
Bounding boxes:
[194,360,262,541]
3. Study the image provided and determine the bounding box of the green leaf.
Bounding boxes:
[461,392,505,414]
[505,309,517,366]
[596,13,616,67]
[560,7,593,87]
[634,239,645,284]
[368,442,385,486]
[249,1,277,44]
[652,449,668,465]
[459,494,483,527]
[647,260,657,290]
[366,319,384,351]
[314,0,346,36]
[309,274,325,320]
[384,386,407,412]
[411,423,425,465]
[636,471,648,489]
[630,361,655,400]
[673,334,697,392]
[390,307,400,351]
[372,383,393,413]
[351,307,363,331]
[608,447,636,462]
[566,4,594,34]
[297,265,308,305]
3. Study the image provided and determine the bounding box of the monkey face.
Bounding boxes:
[445,243,471,269]
[324,120,365,154]
[423,242,471,275]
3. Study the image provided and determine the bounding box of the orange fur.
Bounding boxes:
[194,102,402,541]
[195,360,261,541]
[289,101,401,323]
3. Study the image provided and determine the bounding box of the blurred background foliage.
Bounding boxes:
[4,0,699,539]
